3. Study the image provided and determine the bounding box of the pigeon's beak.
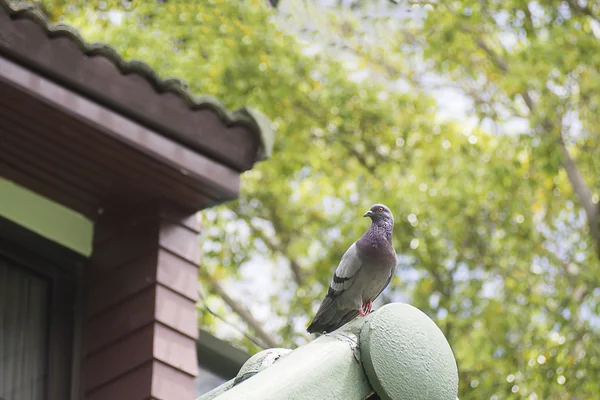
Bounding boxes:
[364,210,373,218]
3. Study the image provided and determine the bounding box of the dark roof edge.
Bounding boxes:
[2,0,274,162]
[197,329,250,378]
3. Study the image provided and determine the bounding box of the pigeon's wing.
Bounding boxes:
[372,263,396,302]
[331,242,363,292]
[310,243,362,321]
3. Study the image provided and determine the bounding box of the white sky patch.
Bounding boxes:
[347,69,371,83]
[497,31,519,50]
[301,43,323,57]
[107,10,124,25]
[213,254,295,341]
[592,20,600,38]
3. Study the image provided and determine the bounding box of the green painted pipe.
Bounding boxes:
[201,303,458,400]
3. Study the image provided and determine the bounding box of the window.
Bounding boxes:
[196,366,229,395]
[0,258,50,400]
[196,330,250,396]
[0,218,81,400]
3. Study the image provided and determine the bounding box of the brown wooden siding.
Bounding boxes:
[152,361,197,400]
[153,323,198,376]
[86,362,153,400]
[85,253,157,318]
[84,324,156,392]
[83,202,200,400]
[85,287,157,354]
[156,249,198,301]
[155,285,198,339]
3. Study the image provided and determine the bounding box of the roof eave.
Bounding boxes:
[0,0,274,172]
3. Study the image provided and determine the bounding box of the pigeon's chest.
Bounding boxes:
[356,238,396,266]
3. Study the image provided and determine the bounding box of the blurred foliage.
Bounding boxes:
[28,0,600,398]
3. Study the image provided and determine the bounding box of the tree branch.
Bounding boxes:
[522,5,537,39]
[293,100,381,176]
[459,23,538,112]
[252,224,305,286]
[557,136,600,243]
[198,289,267,349]
[202,272,279,349]
[230,209,304,286]
[469,34,600,252]
[474,37,508,73]
[340,140,377,175]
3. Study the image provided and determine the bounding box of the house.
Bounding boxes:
[0,2,272,399]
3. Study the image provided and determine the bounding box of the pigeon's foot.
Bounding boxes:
[359,300,373,317]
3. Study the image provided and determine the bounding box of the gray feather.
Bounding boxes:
[330,243,362,292]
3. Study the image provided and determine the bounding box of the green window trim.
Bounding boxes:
[0,178,93,256]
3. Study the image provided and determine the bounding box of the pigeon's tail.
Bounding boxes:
[307,307,360,334]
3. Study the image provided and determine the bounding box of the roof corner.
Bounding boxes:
[234,107,275,162]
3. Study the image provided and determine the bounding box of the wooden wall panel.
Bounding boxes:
[86,362,153,400]
[84,325,155,391]
[85,252,158,318]
[83,202,200,400]
[156,249,198,302]
[85,287,156,354]
[92,203,162,244]
[159,223,201,264]
[155,285,198,339]
[88,218,159,280]
[154,323,198,376]
[159,208,202,233]
[152,361,197,400]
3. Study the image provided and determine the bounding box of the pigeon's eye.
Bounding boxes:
[378,207,383,212]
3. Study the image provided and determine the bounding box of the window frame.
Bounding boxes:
[0,217,85,400]
[196,329,250,395]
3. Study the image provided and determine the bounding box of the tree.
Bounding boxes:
[36,0,600,398]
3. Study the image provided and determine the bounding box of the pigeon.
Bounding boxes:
[307,204,397,334]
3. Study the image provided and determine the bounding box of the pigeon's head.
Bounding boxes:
[364,204,394,224]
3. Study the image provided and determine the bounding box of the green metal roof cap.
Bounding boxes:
[360,303,459,400]
[199,303,459,400]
